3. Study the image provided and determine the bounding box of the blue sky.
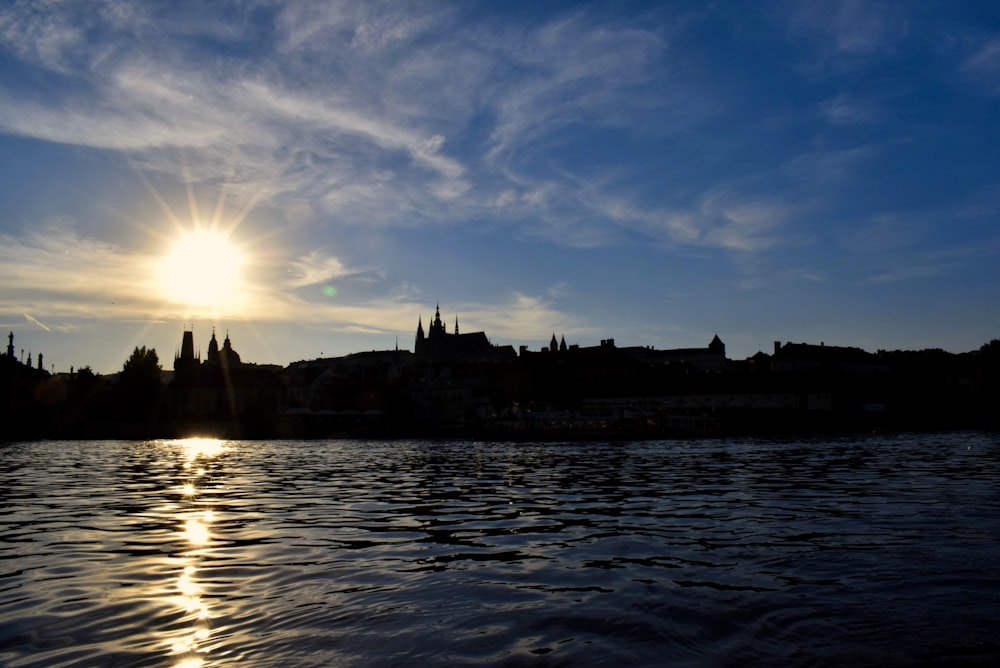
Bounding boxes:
[1,1,999,373]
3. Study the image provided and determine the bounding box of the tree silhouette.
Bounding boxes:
[115,346,163,427]
[122,346,160,382]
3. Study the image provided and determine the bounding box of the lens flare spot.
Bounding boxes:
[322,285,337,297]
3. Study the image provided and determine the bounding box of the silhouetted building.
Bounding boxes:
[772,341,887,376]
[205,329,242,370]
[174,329,200,376]
[1,330,56,440]
[639,334,727,372]
[169,328,283,436]
[414,304,515,363]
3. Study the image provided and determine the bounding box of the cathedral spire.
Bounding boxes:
[430,302,445,336]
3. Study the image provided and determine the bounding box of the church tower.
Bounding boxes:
[206,329,221,365]
[709,334,725,356]
[174,329,200,376]
[222,331,242,368]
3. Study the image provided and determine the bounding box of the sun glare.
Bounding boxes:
[158,229,245,309]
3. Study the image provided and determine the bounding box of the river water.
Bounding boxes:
[1,434,999,667]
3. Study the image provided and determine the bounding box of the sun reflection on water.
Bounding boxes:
[182,438,227,467]
[167,438,228,667]
[184,517,211,546]
[175,659,206,668]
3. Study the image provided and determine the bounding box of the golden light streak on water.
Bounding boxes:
[177,566,200,597]
[169,438,225,666]
[174,659,205,668]
[184,518,210,546]
[182,437,226,462]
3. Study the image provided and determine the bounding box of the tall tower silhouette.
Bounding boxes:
[174,329,200,376]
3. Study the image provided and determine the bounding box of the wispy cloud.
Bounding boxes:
[482,9,671,161]
[819,93,879,125]
[864,262,950,284]
[851,213,1000,284]
[698,192,792,252]
[0,220,157,320]
[738,268,827,290]
[961,36,1000,95]
[842,213,929,254]
[24,313,51,331]
[0,217,593,349]
[782,0,909,59]
[0,1,728,258]
[285,250,353,288]
[456,292,595,343]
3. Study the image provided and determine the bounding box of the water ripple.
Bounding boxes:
[2,434,999,666]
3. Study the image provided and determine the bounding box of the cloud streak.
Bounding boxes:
[24,313,51,332]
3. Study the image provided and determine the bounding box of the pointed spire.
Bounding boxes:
[207,328,220,362]
[430,302,445,336]
[455,316,459,336]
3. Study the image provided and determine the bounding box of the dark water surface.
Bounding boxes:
[2,434,999,667]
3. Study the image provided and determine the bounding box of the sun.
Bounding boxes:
[158,228,246,309]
